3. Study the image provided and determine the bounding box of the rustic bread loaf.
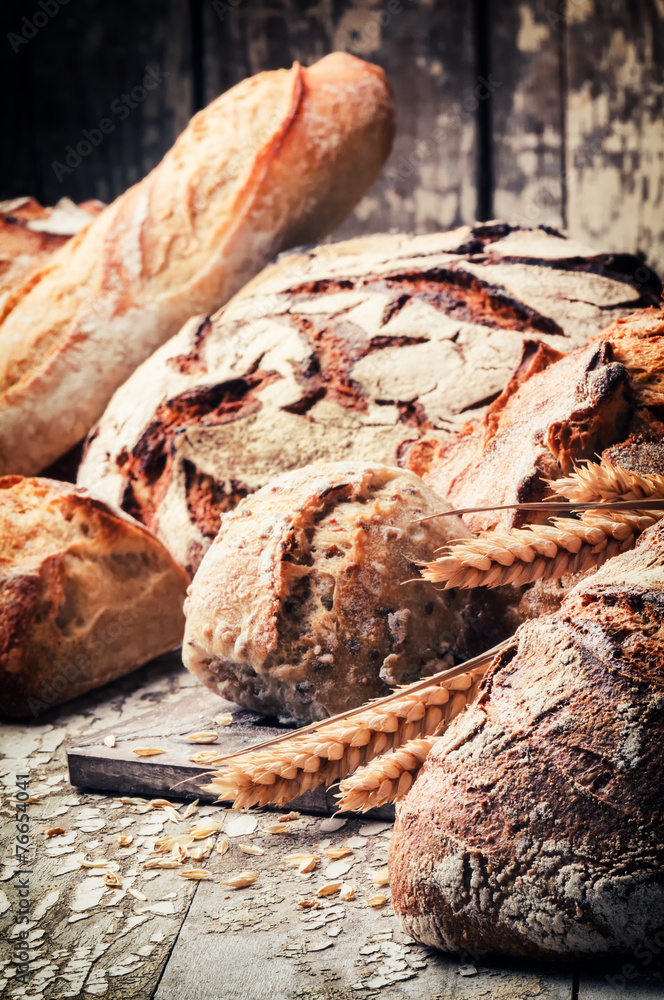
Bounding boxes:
[415,306,664,534]
[0,196,104,309]
[0,477,189,718]
[389,520,664,958]
[418,337,631,533]
[78,223,658,576]
[182,462,483,724]
[0,53,394,477]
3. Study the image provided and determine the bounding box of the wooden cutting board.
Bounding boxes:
[66,685,394,819]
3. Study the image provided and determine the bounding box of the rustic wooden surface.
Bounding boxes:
[65,671,393,819]
[1,0,663,269]
[2,658,664,999]
[491,0,565,230]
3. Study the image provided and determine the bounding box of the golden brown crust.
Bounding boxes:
[422,339,631,532]
[0,476,189,718]
[591,306,664,413]
[0,196,103,306]
[0,54,395,476]
[389,521,664,959]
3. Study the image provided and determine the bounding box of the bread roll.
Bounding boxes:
[78,223,657,576]
[182,462,478,723]
[0,53,395,477]
[0,477,189,718]
[389,520,664,958]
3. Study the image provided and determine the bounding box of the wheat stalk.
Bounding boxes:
[548,461,664,504]
[423,459,664,590]
[203,648,498,810]
[336,736,438,813]
[423,507,661,590]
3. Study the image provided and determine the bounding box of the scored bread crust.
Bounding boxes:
[0,476,189,718]
[389,521,664,958]
[0,196,104,309]
[0,53,395,477]
[77,223,658,576]
[182,462,476,724]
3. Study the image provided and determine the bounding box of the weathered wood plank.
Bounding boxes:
[200,0,478,238]
[0,662,206,999]
[154,810,575,1000]
[579,966,664,998]
[66,668,394,819]
[565,0,664,272]
[490,0,565,228]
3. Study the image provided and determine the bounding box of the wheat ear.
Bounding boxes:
[202,649,498,810]
[548,460,664,504]
[336,736,438,813]
[423,506,661,590]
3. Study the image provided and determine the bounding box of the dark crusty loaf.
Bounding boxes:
[389,520,664,958]
[78,223,660,575]
[0,476,189,718]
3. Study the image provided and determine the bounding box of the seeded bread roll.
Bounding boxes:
[389,520,664,958]
[0,476,189,718]
[0,53,395,476]
[182,462,478,723]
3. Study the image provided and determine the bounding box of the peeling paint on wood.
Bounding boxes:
[565,0,664,272]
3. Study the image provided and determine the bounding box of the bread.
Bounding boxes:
[0,476,189,718]
[418,338,630,533]
[0,52,395,477]
[389,520,664,958]
[0,196,104,308]
[77,223,657,576]
[416,306,664,534]
[182,462,484,724]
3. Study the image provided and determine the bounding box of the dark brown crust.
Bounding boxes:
[389,521,664,959]
[117,371,279,534]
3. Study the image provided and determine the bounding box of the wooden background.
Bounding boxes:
[2,0,664,273]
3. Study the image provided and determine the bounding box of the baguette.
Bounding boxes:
[0,52,395,476]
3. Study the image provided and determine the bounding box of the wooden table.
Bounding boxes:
[1,657,663,1000]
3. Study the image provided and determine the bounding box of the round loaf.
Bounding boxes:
[78,223,659,576]
[183,462,477,723]
[389,521,664,958]
[0,476,189,718]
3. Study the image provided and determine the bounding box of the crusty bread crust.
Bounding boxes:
[0,196,104,310]
[182,462,474,723]
[78,224,657,576]
[0,476,189,717]
[0,53,395,476]
[389,521,664,958]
